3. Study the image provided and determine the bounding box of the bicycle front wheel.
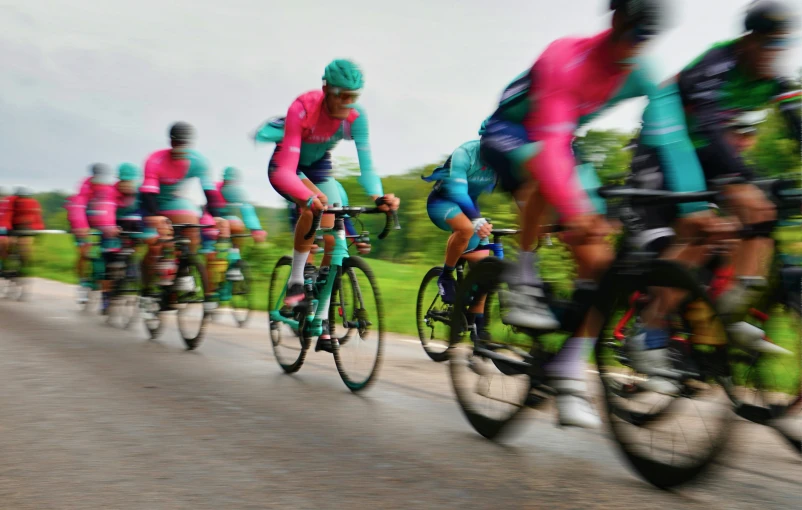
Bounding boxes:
[269,256,310,374]
[448,257,532,440]
[176,257,210,350]
[107,257,141,330]
[332,257,384,392]
[596,259,733,489]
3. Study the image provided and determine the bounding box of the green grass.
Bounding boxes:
[30,234,81,284]
[28,234,432,338]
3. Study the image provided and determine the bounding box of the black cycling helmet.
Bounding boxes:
[610,0,668,41]
[169,121,195,144]
[745,0,799,35]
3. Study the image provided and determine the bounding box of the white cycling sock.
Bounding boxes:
[290,249,310,286]
[545,337,594,381]
[515,250,541,286]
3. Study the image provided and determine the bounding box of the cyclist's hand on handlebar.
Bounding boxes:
[251,230,267,244]
[146,216,172,239]
[373,194,400,212]
[476,220,493,239]
[356,241,371,255]
[309,196,326,214]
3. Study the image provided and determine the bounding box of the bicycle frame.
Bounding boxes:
[270,217,351,338]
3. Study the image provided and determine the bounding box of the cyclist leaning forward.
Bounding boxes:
[626,0,802,394]
[254,59,399,352]
[478,0,707,427]
[423,125,498,339]
[139,122,228,314]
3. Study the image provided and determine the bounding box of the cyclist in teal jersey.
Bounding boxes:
[424,137,497,300]
[217,166,267,243]
[423,123,498,336]
[214,166,267,281]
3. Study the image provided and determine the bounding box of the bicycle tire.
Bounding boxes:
[416,266,451,362]
[230,259,252,328]
[595,259,733,489]
[269,256,310,374]
[107,256,141,330]
[333,256,384,392]
[448,257,531,440]
[176,257,210,350]
[141,290,164,340]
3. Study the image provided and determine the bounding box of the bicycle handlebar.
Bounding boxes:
[598,186,720,205]
[303,206,400,240]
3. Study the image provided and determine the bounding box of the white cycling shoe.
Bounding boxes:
[727,321,792,356]
[174,276,196,292]
[501,285,560,330]
[627,331,683,396]
[226,268,244,282]
[552,379,602,429]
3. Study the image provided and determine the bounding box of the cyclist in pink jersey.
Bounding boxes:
[66,163,120,311]
[256,59,399,306]
[479,0,695,427]
[140,122,227,311]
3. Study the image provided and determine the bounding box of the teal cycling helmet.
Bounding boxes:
[118,162,140,181]
[322,59,364,90]
[223,166,242,182]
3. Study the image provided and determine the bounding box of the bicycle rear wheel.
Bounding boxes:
[448,257,533,440]
[416,266,451,362]
[229,260,252,328]
[332,256,384,392]
[269,256,310,373]
[596,259,733,489]
[176,257,210,350]
[107,257,141,330]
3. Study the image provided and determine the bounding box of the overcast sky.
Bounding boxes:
[1,0,800,206]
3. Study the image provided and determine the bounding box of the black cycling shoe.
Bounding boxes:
[437,272,457,304]
[284,283,306,307]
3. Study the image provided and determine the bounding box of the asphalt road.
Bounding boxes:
[0,279,799,509]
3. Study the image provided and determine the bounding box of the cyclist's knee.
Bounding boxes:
[229,220,245,236]
[214,217,230,238]
[574,245,614,281]
[452,225,473,242]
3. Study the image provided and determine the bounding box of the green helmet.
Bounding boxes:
[118,162,141,181]
[223,166,241,182]
[322,59,364,90]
